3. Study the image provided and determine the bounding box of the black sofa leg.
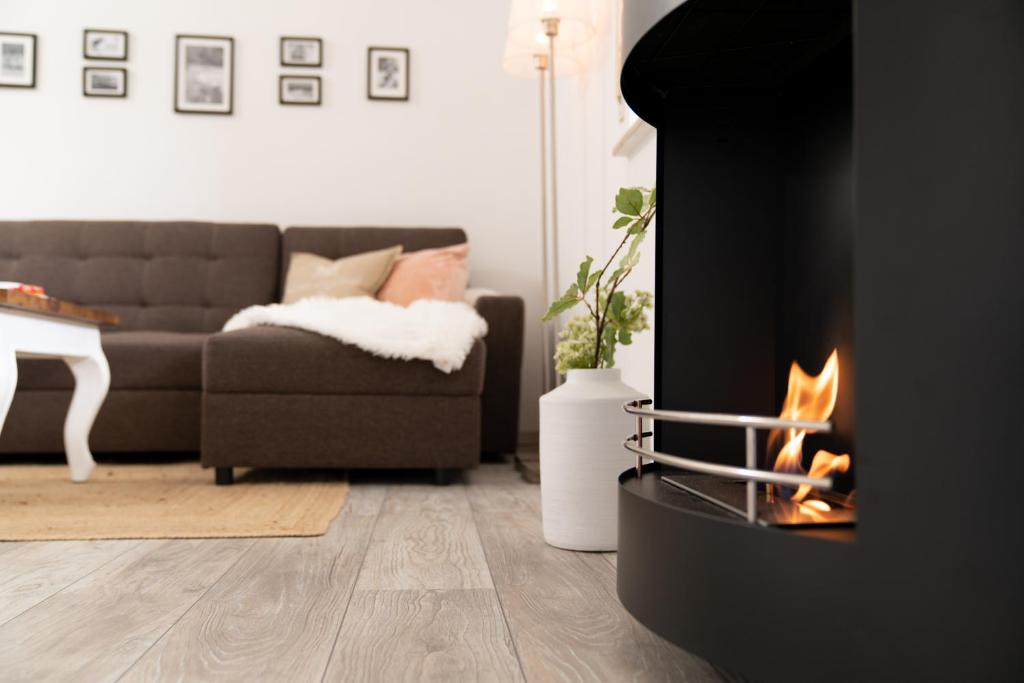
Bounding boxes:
[433,468,455,486]
[215,467,234,486]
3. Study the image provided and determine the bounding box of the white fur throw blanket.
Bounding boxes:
[224,296,488,374]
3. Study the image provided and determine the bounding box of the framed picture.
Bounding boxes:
[0,32,36,88]
[174,34,233,115]
[367,47,409,101]
[83,29,128,61]
[279,75,321,105]
[280,36,321,67]
[83,67,126,97]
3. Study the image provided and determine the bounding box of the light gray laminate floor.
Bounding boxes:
[0,459,726,682]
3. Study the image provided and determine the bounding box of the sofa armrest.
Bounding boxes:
[474,295,524,454]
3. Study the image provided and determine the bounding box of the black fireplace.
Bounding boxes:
[615,1,1024,680]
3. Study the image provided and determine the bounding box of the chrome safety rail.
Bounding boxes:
[623,399,835,523]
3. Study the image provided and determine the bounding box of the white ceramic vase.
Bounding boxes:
[539,368,646,551]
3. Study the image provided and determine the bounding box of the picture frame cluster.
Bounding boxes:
[83,29,128,98]
[279,36,322,106]
[1,29,412,113]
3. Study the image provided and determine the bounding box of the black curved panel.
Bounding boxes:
[619,0,1024,680]
[618,466,859,681]
[621,0,683,109]
[621,0,849,126]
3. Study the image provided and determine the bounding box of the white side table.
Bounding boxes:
[0,292,118,482]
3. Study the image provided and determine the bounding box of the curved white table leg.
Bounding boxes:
[63,350,110,483]
[0,346,16,436]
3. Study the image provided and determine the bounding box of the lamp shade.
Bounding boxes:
[507,0,596,50]
[502,37,582,78]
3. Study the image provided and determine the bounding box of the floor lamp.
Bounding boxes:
[502,43,578,394]
[505,1,595,394]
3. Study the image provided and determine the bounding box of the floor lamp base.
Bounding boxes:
[515,445,541,484]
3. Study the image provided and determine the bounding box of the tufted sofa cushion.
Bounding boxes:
[0,221,280,332]
[16,331,207,391]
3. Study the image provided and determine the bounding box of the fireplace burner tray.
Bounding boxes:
[660,474,856,527]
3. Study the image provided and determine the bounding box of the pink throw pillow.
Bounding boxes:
[377,243,470,306]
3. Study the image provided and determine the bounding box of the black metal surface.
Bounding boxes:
[621,0,1024,679]
[852,0,1024,675]
[652,16,854,470]
[622,0,849,126]
[619,465,858,680]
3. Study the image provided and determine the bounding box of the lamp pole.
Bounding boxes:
[543,16,562,388]
[534,52,555,394]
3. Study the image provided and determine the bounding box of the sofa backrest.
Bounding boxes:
[280,226,467,293]
[0,221,280,332]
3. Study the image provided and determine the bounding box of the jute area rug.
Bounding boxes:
[0,462,349,541]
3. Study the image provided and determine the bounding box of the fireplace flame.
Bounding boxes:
[796,451,850,502]
[801,500,831,512]
[769,349,849,502]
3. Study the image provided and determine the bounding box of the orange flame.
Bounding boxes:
[769,349,849,503]
[794,450,850,502]
[800,500,831,512]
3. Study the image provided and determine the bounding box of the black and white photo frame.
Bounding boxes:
[175,34,234,115]
[83,67,126,97]
[280,36,321,67]
[367,47,409,101]
[83,29,128,61]
[0,32,37,88]
[279,75,321,105]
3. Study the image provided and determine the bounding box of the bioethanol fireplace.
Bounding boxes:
[628,348,856,527]
[615,1,1024,681]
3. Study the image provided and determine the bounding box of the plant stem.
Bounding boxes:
[591,206,655,367]
[592,231,632,366]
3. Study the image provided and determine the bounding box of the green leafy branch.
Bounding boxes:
[543,186,656,371]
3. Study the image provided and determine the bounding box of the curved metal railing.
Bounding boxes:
[623,399,835,523]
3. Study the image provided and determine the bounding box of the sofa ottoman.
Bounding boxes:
[201,326,486,484]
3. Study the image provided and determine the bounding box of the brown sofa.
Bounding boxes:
[0,221,523,483]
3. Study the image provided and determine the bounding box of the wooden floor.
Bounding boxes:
[0,459,726,682]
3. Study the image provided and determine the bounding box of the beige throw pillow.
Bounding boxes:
[282,246,402,304]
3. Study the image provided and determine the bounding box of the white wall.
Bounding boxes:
[554,0,658,398]
[0,0,545,432]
